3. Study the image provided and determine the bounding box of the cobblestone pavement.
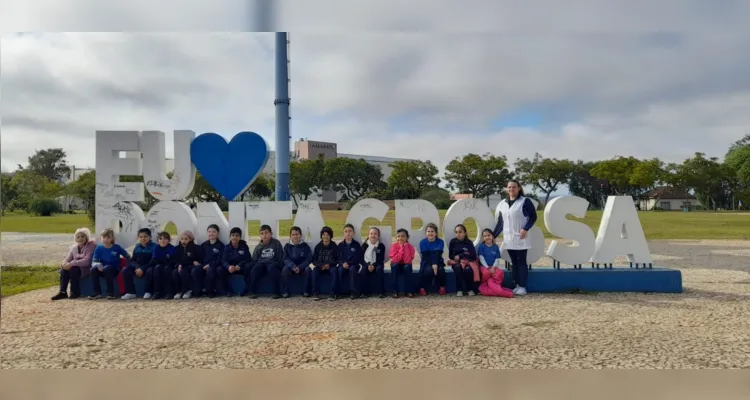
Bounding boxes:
[2,233,749,368]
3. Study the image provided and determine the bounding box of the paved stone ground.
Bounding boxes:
[2,233,750,368]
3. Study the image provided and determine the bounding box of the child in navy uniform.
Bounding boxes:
[282,226,312,298]
[448,224,480,297]
[146,231,177,300]
[309,226,339,301]
[121,228,156,300]
[335,224,362,299]
[172,230,202,299]
[196,224,224,298]
[89,228,130,300]
[220,227,252,297]
[418,223,447,296]
[247,225,285,299]
[356,227,387,299]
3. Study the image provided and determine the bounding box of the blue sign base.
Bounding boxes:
[75,266,682,297]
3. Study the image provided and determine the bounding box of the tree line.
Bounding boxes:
[2,134,749,221]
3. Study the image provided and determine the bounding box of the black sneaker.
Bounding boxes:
[69,293,80,300]
[350,294,357,300]
[379,293,387,299]
[328,294,337,301]
[51,292,68,301]
[106,294,117,300]
[87,294,102,300]
[282,293,290,298]
[302,292,310,298]
[271,294,281,299]
[248,293,258,299]
[313,294,321,301]
[359,293,368,299]
[225,292,235,298]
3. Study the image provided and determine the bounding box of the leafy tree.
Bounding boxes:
[289,157,325,203]
[678,152,724,210]
[20,148,72,182]
[514,153,575,205]
[323,158,385,200]
[387,160,441,199]
[590,156,663,198]
[240,173,274,200]
[10,170,63,212]
[443,153,513,205]
[567,161,607,210]
[186,172,227,209]
[725,142,750,185]
[419,188,453,209]
[726,133,750,158]
[68,170,96,222]
[1,173,19,213]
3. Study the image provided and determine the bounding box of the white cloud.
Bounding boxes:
[2,1,750,191]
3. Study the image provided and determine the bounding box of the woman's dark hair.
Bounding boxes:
[343,223,355,231]
[425,223,440,238]
[289,226,302,235]
[507,179,525,196]
[137,228,152,237]
[207,224,220,233]
[482,228,495,239]
[157,231,171,241]
[454,224,467,234]
[320,226,334,239]
[230,227,243,237]
[396,228,410,238]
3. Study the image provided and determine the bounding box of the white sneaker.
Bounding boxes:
[173,293,183,299]
[468,290,475,296]
[512,286,520,295]
[143,293,152,299]
[516,287,527,296]
[456,291,463,297]
[121,293,137,300]
[182,290,192,299]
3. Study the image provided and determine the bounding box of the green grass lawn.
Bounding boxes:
[1,266,60,297]
[2,209,750,240]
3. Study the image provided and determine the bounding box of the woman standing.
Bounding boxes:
[493,179,537,296]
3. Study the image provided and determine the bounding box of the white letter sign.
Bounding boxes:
[544,196,596,265]
[140,130,196,201]
[591,196,653,265]
[346,198,393,260]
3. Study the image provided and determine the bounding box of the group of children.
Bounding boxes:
[52,222,520,302]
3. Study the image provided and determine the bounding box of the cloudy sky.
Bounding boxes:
[2,0,750,194]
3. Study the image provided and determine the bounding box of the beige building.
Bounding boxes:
[638,186,701,211]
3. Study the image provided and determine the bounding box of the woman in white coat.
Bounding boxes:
[492,180,538,296]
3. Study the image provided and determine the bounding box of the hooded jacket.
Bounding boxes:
[222,240,251,269]
[283,241,313,269]
[251,237,285,267]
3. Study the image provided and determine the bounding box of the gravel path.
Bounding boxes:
[2,233,750,368]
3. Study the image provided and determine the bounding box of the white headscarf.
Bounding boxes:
[364,239,379,264]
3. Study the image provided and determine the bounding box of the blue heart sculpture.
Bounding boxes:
[190,132,269,200]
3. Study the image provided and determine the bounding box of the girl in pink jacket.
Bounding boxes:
[389,229,416,298]
[52,227,97,300]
